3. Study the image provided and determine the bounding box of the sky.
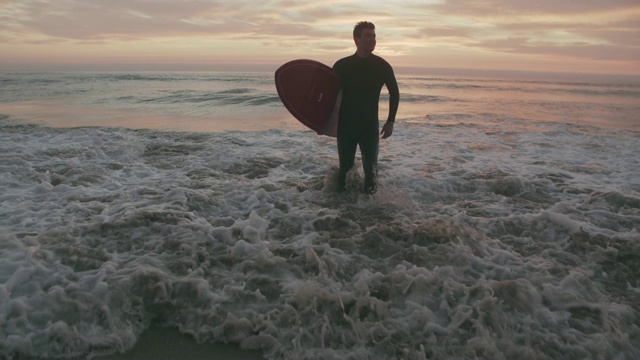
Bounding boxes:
[1,0,639,76]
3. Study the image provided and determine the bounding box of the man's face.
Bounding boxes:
[355,28,376,55]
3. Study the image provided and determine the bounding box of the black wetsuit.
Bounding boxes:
[333,53,399,193]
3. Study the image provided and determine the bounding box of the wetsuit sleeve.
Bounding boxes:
[386,68,400,123]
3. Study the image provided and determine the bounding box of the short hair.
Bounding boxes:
[353,21,375,38]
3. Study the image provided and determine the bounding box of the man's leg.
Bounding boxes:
[337,132,358,191]
[360,128,379,194]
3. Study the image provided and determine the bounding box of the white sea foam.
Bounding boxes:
[0,71,639,359]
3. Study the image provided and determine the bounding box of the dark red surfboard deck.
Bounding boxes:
[275,59,340,137]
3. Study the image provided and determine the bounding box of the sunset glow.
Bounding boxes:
[1,0,639,75]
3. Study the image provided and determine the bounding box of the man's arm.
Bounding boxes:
[381,69,399,139]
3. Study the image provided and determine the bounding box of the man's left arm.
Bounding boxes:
[381,69,400,139]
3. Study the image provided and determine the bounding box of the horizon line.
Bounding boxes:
[1,61,638,82]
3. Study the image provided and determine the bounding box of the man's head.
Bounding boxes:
[353,21,376,57]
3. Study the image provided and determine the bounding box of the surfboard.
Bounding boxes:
[275,59,341,137]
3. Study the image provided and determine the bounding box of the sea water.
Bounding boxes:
[0,70,639,359]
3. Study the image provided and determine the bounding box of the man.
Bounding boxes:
[333,21,400,195]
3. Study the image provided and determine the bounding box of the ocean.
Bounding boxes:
[1,69,639,359]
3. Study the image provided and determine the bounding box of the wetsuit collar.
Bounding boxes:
[355,50,373,59]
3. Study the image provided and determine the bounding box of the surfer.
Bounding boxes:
[333,21,400,195]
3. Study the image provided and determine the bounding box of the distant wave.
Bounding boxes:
[382,93,461,103]
[105,74,178,82]
[113,89,281,107]
[403,77,640,98]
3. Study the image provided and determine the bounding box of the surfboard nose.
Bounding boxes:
[274,59,341,137]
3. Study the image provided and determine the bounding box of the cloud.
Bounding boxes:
[7,1,250,40]
[1,0,353,40]
[0,0,638,74]
[404,0,640,67]
[474,36,640,62]
[0,0,411,43]
[428,0,639,16]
